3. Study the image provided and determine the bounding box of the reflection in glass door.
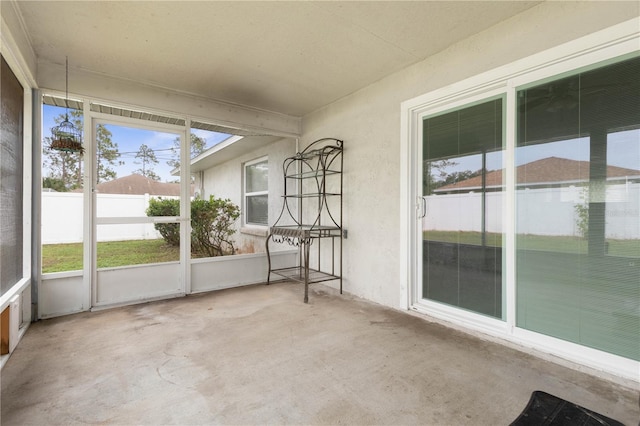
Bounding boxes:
[93,120,186,307]
[421,98,505,319]
[515,56,640,360]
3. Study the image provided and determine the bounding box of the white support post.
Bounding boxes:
[181,119,192,294]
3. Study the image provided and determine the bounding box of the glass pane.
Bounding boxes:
[422,98,504,319]
[41,102,84,273]
[516,56,640,361]
[246,160,268,193]
[247,194,268,225]
[1,56,24,294]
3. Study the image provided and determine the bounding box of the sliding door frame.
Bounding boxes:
[400,19,639,381]
[415,89,512,332]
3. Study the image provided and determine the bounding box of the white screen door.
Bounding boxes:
[91,117,188,307]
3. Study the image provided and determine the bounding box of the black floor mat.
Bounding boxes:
[510,391,625,426]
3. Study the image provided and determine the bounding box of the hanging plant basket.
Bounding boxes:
[49,57,84,155]
[50,137,84,154]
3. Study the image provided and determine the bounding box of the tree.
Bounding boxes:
[134,143,160,180]
[167,133,207,170]
[42,177,68,192]
[43,109,123,189]
[43,110,83,190]
[422,160,487,194]
[436,169,483,189]
[42,146,82,191]
[423,159,458,195]
[95,124,123,183]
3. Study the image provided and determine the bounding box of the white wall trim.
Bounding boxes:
[0,13,37,88]
[0,278,29,312]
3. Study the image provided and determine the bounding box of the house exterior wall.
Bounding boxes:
[300,1,639,309]
[200,137,296,254]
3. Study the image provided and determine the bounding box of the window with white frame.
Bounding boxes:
[244,157,268,226]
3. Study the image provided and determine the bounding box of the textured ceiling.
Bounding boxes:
[14,1,541,117]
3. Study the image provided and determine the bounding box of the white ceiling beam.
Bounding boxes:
[37,60,301,138]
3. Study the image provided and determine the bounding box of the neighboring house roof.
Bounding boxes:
[91,174,193,196]
[436,157,640,192]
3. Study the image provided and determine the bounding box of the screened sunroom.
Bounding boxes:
[1,1,639,424]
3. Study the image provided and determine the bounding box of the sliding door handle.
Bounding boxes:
[417,196,427,219]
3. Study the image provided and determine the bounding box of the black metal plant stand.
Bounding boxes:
[266,138,343,303]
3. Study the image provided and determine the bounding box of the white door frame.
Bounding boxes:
[86,112,190,309]
[400,19,640,381]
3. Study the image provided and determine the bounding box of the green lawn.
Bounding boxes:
[423,230,639,257]
[42,239,180,273]
[43,232,639,274]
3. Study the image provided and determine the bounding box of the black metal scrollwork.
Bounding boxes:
[265,137,343,303]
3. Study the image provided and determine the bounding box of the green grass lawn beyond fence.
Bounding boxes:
[424,230,639,257]
[42,239,180,273]
[43,232,639,274]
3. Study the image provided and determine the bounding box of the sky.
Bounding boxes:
[44,104,639,182]
[43,104,230,182]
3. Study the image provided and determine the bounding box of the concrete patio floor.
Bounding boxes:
[2,281,638,425]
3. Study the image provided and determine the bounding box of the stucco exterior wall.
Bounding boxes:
[300,2,639,308]
[200,137,296,254]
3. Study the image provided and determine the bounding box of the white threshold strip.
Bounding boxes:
[411,301,639,383]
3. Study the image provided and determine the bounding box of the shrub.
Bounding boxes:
[191,196,240,257]
[147,198,180,246]
[146,196,240,257]
[574,188,589,239]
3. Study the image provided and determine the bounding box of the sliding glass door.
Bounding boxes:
[516,56,640,360]
[415,56,639,359]
[421,98,505,319]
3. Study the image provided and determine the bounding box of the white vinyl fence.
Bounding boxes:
[424,183,639,239]
[43,184,639,244]
[42,192,174,244]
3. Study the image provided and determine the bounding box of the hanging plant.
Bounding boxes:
[50,134,84,154]
[50,56,83,154]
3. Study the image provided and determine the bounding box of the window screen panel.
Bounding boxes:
[0,56,24,296]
